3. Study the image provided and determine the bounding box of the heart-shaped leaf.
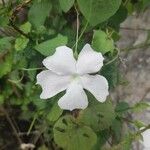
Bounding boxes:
[53,115,97,150]
[77,0,121,26]
[79,98,115,132]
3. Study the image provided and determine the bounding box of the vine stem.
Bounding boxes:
[74,5,79,58]
[78,21,88,43]
[20,67,44,71]
[72,21,88,50]
[105,48,120,66]
[27,115,37,135]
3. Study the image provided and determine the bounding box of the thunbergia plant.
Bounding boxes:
[0,0,150,150]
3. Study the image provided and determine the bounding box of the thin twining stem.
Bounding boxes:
[74,5,79,58]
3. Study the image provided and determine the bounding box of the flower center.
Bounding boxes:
[72,73,79,79]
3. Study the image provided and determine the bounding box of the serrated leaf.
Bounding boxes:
[77,0,121,26]
[28,0,52,29]
[59,0,75,12]
[54,115,97,150]
[92,30,114,54]
[79,98,115,132]
[20,22,32,34]
[15,37,29,51]
[34,34,68,56]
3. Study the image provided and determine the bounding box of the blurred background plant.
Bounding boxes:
[0,0,150,150]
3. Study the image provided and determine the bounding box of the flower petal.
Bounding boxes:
[76,44,104,74]
[36,70,72,99]
[58,81,88,111]
[43,46,76,75]
[81,74,109,102]
[141,129,150,148]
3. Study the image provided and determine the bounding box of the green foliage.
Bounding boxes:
[53,115,97,150]
[0,37,13,52]
[59,0,75,12]
[20,22,32,34]
[133,120,145,129]
[132,102,150,113]
[111,119,123,143]
[0,95,4,104]
[108,132,140,150]
[28,0,52,30]
[46,101,63,122]
[77,0,122,26]
[92,30,114,54]
[0,0,149,149]
[79,97,115,132]
[35,34,68,56]
[101,61,120,89]
[115,102,130,116]
[108,5,128,29]
[15,37,29,51]
[15,22,31,51]
[0,52,13,77]
[143,0,150,8]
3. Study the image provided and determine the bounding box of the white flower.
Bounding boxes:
[141,129,150,150]
[36,44,109,111]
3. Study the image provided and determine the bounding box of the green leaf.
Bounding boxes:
[93,130,110,149]
[54,115,97,150]
[101,61,120,89]
[34,34,68,56]
[20,22,32,34]
[28,0,52,29]
[132,102,150,113]
[0,16,9,27]
[111,119,123,143]
[109,5,128,29]
[115,102,130,116]
[0,37,13,52]
[77,0,121,26]
[0,95,4,105]
[143,0,150,8]
[79,99,115,132]
[133,120,145,129]
[59,0,75,12]
[108,134,133,150]
[92,30,114,54]
[15,37,29,51]
[38,145,48,150]
[47,101,63,122]
[0,52,13,78]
